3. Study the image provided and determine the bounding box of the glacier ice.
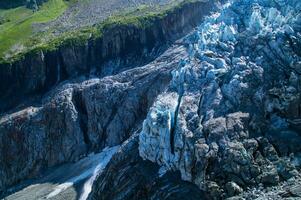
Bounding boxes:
[139,0,301,194]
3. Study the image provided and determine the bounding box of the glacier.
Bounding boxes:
[139,0,301,197]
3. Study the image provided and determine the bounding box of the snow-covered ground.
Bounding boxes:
[3,146,119,200]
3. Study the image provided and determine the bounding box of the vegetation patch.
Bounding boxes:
[0,0,69,60]
[0,0,200,64]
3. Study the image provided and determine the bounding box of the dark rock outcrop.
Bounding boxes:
[2,0,301,199]
[0,0,47,9]
[0,0,220,195]
[89,134,207,200]
[0,44,187,195]
[0,0,215,113]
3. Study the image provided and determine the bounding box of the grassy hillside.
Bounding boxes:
[0,0,68,59]
[0,0,196,63]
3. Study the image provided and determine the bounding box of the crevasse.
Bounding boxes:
[139,0,301,192]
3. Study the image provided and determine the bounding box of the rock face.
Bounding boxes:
[138,0,301,198]
[0,0,220,195]
[89,134,207,200]
[1,0,301,199]
[0,0,215,113]
[0,44,188,195]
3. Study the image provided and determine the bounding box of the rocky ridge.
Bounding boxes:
[0,0,214,113]
[137,0,301,198]
[0,44,187,196]
[0,0,219,196]
[1,0,301,199]
[89,133,208,200]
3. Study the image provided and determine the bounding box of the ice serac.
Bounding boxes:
[139,0,301,198]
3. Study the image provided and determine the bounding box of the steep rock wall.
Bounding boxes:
[0,0,218,196]
[88,134,206,200]
[0,0,215,113]
[0,45,187,195]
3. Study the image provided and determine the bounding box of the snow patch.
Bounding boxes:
[46,146,119,199]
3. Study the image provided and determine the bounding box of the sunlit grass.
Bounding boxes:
[0,0,198,63]
[0,0,68,58]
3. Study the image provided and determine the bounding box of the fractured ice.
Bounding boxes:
[139,0,301,191]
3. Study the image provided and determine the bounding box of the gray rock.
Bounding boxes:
[289,185,301,197]
[225,182,243,197]
[206,181,223,200]
[0,44,187,194]
[259,165,280,186]
[138,0,301,198]
[0,0,216,113]
[88,134,207,200]
[1,0,301,199]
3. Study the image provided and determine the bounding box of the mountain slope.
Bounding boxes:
[1,0,301,199]
[0,0,217,197]
[91,0,301,199]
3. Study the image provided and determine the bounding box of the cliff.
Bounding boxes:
[0,0,213,113]
[2,0,301,199]
[90,0,301,199]
[0,0,217,195]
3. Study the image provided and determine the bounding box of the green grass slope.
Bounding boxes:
[0,0,68,59]
[0,0,199,64]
